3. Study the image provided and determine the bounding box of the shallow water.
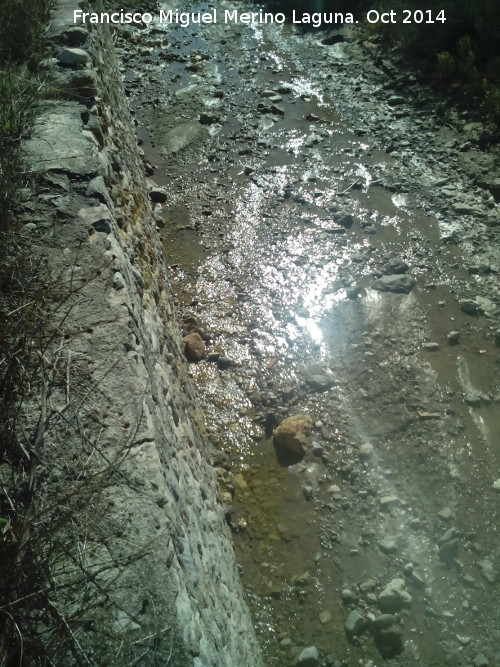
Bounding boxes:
[123,3,500,663]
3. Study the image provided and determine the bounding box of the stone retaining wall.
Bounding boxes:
[21,1,262,664]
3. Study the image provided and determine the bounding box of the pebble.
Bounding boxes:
[379,495,401,509]
[457,635,471,645]
[359,577,377,592]
[303,485,314,501]
[296,646,320,667]
[447,331,460,344]
[478,559,497,583]
[437,507,453,521]
[319,610,332,624]
[345,610,366,637]
[422,342,440,351]
[341,588,355,602]
[359,443,374,457]
[460,299,478,315]
[378,536,398,554]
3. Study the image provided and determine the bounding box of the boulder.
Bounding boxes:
[377,578,412,613]
[273,414,312,457]
[58,48,90,67]
[183,332,206,362]
[372,274,415,294]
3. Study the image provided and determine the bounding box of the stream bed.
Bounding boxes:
[118,3,500,664]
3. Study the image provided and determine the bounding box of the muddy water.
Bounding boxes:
[121,3,500,664]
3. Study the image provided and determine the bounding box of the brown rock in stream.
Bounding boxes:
[273,414,312,456]
[183,332,206,361]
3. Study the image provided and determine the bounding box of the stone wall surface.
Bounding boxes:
[21,1,262,664]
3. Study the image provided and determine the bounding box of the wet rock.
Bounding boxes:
[216,356,233,370]
[465,393,490,406]
[371,274,415,294]
[164,122,204,154]
[333,212,354,228]
[410,571,426,588]
[478,559,497,583]
[379,495,401,510]
[304,365,334,392]
[346,286,361,300]
[388,95,405,106]
[457,635,471,645]
[345,610,366,638]
[149,187,168,203]
[372,614,397,630]
[377,579,412,613]
[475,295,496,315]
[341,588,356,603]
[472,654,490,667]
[460,299,478,315]
[304,133,322,147]
[319,610,332,624]
[447,331,460,344]
[359,443,374,458]
[270,103,284,116]
[311,441,324,457]
[359,577,377,593]
[259,89,277,98]
[438,538,460,563]
[183,332,206,362]
[199,112,218,125]
[452,202,484,215]
[437,507,453,522]
[273,414,312,457]
[296,646,319,667]
[321,33,344,46]
[378,536,398,554]
[303,485,314,501]
[294,571,313,587]
[325,656,345,667]
[373,623,404,658]
[422,342,440,351]
[384,258,409,274]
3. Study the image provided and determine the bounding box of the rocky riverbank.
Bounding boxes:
[6,0,262,664]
